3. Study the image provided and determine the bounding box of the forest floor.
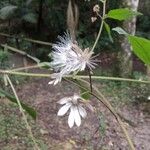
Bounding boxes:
[0,68,150,150]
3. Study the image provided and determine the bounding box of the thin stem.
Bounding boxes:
[0,70,51,77]
[6,75,40,150]
[88,69,93,92]
[91,0,106,52]
[11,65,40,72]
[0,32,52,46]
[1,44,40,63]
[0,70,150,84]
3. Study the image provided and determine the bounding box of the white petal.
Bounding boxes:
[57,97,71,105]
[78,105,87,118]
[57,103,71,116]
[73,106,81,127]
[54,79,59,85]
[68,106,75,128]
[48,80,54,85]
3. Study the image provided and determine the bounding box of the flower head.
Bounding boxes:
[49,32,97,85]
[57,94,92,128]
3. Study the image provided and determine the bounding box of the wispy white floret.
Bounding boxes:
[49,32,97,85]
[57,94,92,128]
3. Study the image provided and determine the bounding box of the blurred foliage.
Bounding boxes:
[0,0,149,59]
[0,49,10,69]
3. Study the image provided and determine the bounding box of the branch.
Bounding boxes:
[1,44,40,63]
[0,32,52,46]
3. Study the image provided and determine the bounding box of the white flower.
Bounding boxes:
[57,94,90,128]
[49,32,97,85]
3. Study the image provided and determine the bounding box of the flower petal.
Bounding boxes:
[48,80,54,85]
[78,105,87,118]
[57,103,71,116]
[68,106,75,128]
[73,106,81,127]
[57,97,71,105]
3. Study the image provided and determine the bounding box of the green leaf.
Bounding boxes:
[107,8,142,21]
[128,35,150,65]
[22,13,37,24]
[104,22,113,42]
[80,89,91,100]
[0,5,18,20]
[73,79,90,100]
[0,89,37,120]
[112,27,128,35]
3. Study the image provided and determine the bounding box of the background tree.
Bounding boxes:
[119,0,139,77]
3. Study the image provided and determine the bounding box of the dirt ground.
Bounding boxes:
[8,75,149,150]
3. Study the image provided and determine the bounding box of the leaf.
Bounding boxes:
[0,5,18,20]
[112,27,128,35]
[104,22,113,42]
[128,35,150,65]
[107,8,142,21]
[80,89,91,100]
[22,13,37,24]
[0,89,37,119]
[74,80,91,100]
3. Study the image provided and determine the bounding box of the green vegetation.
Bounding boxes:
[0,0,150,149]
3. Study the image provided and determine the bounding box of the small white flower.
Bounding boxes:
[57,94,91,128]
[49,32,97,85]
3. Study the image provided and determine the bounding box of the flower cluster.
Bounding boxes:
[49,32,96,127]
[57,93,93,128]
[49,32,96,85]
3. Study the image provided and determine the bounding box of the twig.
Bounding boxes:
[1,44,40,63]
[0,32,52,46]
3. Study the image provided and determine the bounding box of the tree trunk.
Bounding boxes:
[119,0,139,77]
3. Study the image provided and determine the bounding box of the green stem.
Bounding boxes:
[6,75,40,150]
[91,0,106,52]
[0,70,150,84]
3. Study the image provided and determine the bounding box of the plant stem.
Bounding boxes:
[88,69,93,92]
[6,75,40,150]
[0,70,150,84]
[0,32,52,46]
[91,0,106,52]
[11,65,40,71]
